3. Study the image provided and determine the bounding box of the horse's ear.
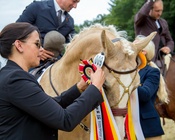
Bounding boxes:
[101,30,114,51]
[133,31,157,53]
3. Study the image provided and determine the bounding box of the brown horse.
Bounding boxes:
[155,52,175,122]
[39,24,156,140]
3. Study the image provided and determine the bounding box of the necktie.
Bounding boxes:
[57,10,62,25]
[155,20,162,33]
[155,20,160,29]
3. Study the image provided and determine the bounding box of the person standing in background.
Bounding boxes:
[16,0,79,61]
[134,0,174,69]
[134,35,167,140]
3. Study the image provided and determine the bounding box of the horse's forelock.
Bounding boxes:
[113,38,134,56]
[121,39,134,55]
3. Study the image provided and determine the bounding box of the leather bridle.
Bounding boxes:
[103,62,139,75]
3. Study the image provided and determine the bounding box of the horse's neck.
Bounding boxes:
[51,55,81,89]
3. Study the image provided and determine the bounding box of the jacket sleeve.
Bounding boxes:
[52,84,81,108]
[162,19,174,51]
[138,67,160,102]
[7,70,103,131]
[134,1,154,26]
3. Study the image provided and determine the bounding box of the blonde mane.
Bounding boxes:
[72,23,127,40]
[66,24,133,56]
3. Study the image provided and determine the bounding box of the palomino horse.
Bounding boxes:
[155,52,175,122]
[39,24,156,140]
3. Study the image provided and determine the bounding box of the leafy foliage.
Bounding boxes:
[75,0,175,42]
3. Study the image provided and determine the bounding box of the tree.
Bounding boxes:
[75,0,175,43]
[162,0,175,41]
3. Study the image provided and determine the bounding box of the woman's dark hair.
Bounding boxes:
[0,22,40,58]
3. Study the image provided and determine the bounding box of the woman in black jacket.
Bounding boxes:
[0,22,105,140]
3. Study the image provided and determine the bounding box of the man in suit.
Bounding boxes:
[16,0,80,61]
[134,0,174,70]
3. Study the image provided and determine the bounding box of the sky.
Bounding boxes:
[0,0,111,31]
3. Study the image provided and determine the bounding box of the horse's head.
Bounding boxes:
[89,29,156,109]
[95,30,157,139]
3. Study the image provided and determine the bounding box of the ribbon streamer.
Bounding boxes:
[79,59,121,140]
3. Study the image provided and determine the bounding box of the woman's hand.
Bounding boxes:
[90,66,105,90]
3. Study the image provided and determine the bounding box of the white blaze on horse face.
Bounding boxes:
[113,74,134,139]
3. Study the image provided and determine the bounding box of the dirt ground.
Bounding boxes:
[161,118,175,140]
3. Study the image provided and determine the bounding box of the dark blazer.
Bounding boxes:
[0,60,103,140]
[138,65,164,138]
[134,1,174,62]
[16,0,75,43]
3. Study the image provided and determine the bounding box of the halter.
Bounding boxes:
[103,58,139,114]
[92,51,139,118]
[104,62,139,74]
[110,69,138,108]
[104,37,140,116]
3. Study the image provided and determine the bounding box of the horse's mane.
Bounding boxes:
[71,23,128,42]
[65,23,130,54]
